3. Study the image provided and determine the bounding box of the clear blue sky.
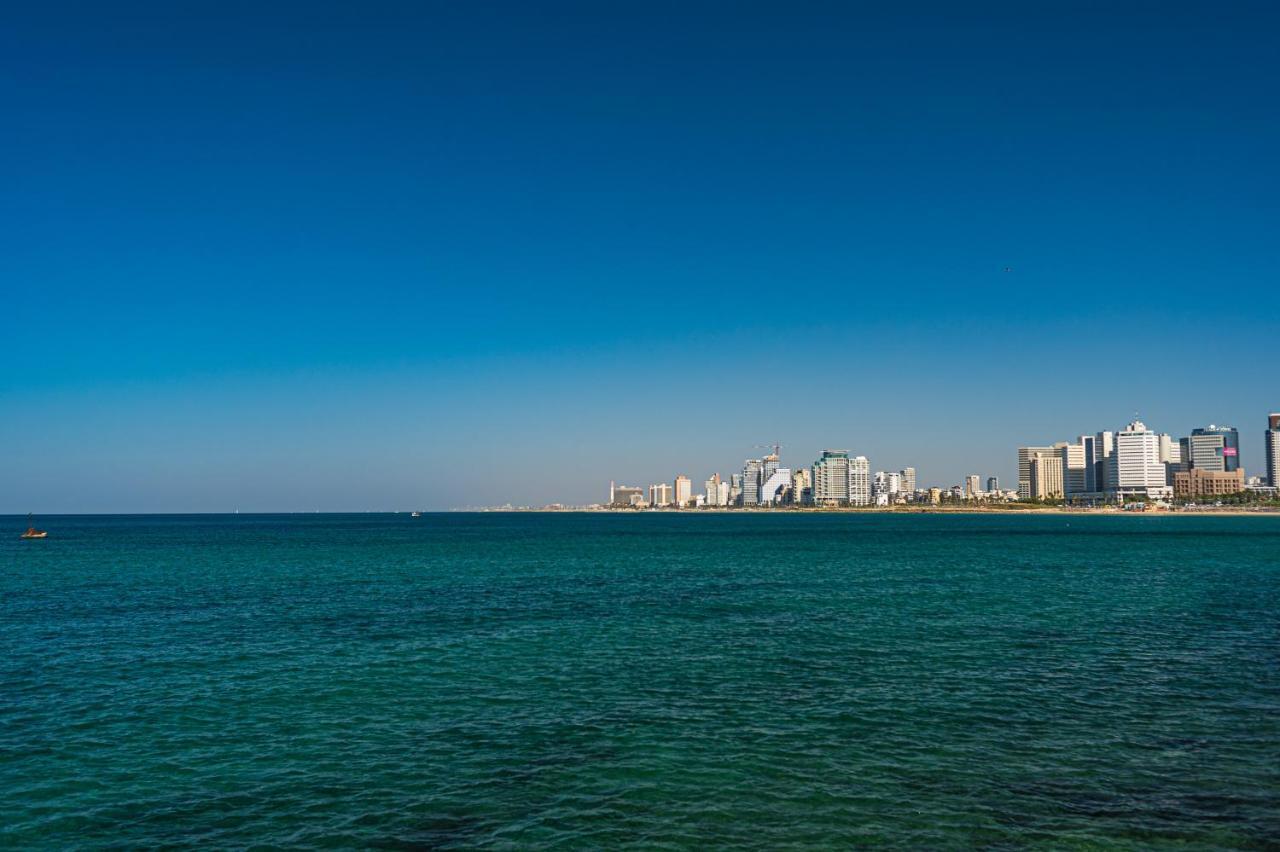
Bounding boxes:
[3,2,1278,512]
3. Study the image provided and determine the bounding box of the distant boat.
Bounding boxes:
[410,511,421,518]
[20,513,47,539]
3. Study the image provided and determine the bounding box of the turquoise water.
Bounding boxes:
[3,513,1279,849]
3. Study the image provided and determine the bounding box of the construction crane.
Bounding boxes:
[752,442,782,458]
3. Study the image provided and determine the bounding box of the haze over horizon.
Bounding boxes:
[4,2,1278,513]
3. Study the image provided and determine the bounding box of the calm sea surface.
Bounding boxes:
[2,513,1278,849]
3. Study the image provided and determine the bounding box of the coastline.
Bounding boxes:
[510,506,1280,517]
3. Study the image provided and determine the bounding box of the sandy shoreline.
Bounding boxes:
[521,506,1280,517]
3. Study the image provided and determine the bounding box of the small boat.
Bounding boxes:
[410,511,421,518]
[20,513,48,539]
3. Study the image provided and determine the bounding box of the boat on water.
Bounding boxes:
[410,511,421,518]
[20,514,47,539]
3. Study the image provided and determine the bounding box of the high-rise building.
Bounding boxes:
[849,456,871,505]
[872,471,902,505]
[609,482,645,507]
[1267,413,1280,488]
[1158,434,1185,486]
[791,468,811,506]
[730,474,743,506]
[717,480,732,507]
[1061,442,1087,495]
[1028,449,1064,499]
[1078,435,1097,493]
[649,482,673,507]
[1091,431,1115,494]
[741,459,763,506]
[987,476,999,493]
[762,451,780,483]
[964,474,981,498]
[1113,420,1171,499]
[812,450,851,505]
[760,468,792,505]
[1018,446,1058,499]
[704,474,722,507]
[1188,425,1241,473]
[900,467,916,494]
[674,475,692,508]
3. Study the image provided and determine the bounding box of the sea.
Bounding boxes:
[2,512,1278,849]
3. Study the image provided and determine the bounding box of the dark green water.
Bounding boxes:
[3,513,1279,849]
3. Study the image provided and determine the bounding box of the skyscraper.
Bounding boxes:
[1187,425,1241,473]
[791,468,811,506]
[704,473,722,507]
[1018,445,1058,499]
[1060,441,1087,496]
[1113,420,1170,499]
[741,459,763,506]
[1091,430,1115,494]
[649,482,673,506]
[849,456,871,505]
[609,482,645,507]
[811,450,850,506]
[674,475,692,507]
[1029,450,1064,499]
[1079,435,1097,493]
[964,474,981,498]
[987,476,999,493]
[762,451,780,483]
[900,467,916,494]
[1158,434,1185,486]
[760,467,792,505]
[1268,413,1280,488]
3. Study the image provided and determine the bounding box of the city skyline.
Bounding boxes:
[3,3,1279,513]
[595,410,1278,512]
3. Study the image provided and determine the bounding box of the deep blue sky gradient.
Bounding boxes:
[3,2,1278,510]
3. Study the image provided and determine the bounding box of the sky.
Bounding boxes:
[2,1,1278,512]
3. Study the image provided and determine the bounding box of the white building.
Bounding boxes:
[900,467,916,493]
[812,450,851,505]
[964,474,981,498]
[1158,434,1184,485]
[760,468,792,505]
[705,474,723,507]
[1113,420,1172,500]
[717,480,731,507]
[1061,442,1087,496]
[649,482,673,507]
[873,471,903,502]
[849,456,871,505]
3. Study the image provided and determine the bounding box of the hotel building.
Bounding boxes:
[674,475,692,507]
[1173,468,1246,498]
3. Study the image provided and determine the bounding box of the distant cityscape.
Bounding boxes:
[579,412,1280,511]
